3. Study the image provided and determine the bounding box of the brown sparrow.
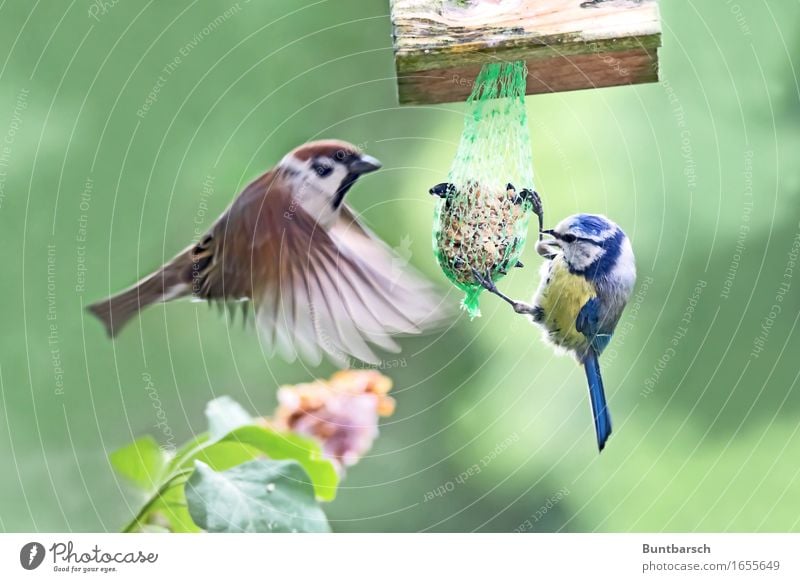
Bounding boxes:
[88,140,446,365]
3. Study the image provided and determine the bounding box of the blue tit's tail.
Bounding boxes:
[583,349,612,452]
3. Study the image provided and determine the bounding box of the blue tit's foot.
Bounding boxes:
[515,260,524,269]
[519,188,544,239]
[471,268,537,315]
[471,267,498,293]
[519,189,542,216]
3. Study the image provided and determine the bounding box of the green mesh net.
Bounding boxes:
[432,61,535,317]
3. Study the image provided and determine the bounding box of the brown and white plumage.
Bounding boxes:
[88,140,446,365]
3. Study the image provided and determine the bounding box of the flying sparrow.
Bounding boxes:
[88,140,446,365]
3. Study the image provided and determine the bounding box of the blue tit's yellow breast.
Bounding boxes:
[537,258,597,351]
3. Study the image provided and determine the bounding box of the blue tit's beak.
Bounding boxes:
[542,229,557,238]
[349,154,382,175]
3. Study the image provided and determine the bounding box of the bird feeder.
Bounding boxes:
[390,0,662,104]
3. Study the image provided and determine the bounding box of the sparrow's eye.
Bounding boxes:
[312,161,333,178]
[560,233,577,243]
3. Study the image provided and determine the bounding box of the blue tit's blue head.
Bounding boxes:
[545,214,634,279]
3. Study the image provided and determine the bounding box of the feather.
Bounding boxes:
[583,349,612,452]
[86,252,193,336]
[89,146,449,366]
[219,175,447,365]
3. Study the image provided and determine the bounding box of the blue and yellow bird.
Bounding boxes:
[475,214,636,451]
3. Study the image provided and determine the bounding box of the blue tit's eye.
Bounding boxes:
[312,161,333,178]
[560,233,577,243]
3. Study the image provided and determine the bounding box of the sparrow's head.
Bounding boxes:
[543,214,632,277]
[281,140,381,224]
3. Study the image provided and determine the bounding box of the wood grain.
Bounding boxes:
[391,0,661,104]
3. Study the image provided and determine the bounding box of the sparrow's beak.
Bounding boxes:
[349,154,382,175]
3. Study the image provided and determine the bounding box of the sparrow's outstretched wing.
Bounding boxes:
[196,172,449,365]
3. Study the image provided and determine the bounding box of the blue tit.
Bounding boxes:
[474,214,636,451]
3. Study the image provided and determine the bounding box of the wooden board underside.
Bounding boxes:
[391,0,662,104]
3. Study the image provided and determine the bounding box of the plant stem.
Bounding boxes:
[121,468,194,533]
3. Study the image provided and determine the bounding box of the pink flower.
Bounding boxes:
[271,371,395,473]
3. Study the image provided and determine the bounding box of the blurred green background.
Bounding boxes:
[1,0,798,532]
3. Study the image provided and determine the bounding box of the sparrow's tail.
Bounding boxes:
[87,263,190,338]
[583,349,612,452]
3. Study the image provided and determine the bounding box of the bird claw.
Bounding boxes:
[519,188,543,217]
[472,267,537,315]
[518,188,545,240]
[471,268,497,293]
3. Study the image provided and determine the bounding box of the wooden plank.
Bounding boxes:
[391,0,661,104]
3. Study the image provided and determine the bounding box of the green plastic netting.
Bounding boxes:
[432,61,535,317]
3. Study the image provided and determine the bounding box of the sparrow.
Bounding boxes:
[474,214,636,451]
[88,140,446,365]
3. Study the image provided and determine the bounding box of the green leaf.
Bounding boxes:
[110,436,168,492]
[205,396,252,440]
[194,441,261,471]
[148,484,202,533]
[185,460,331,533]
[119,400,340,533]
[220,425,339,501]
